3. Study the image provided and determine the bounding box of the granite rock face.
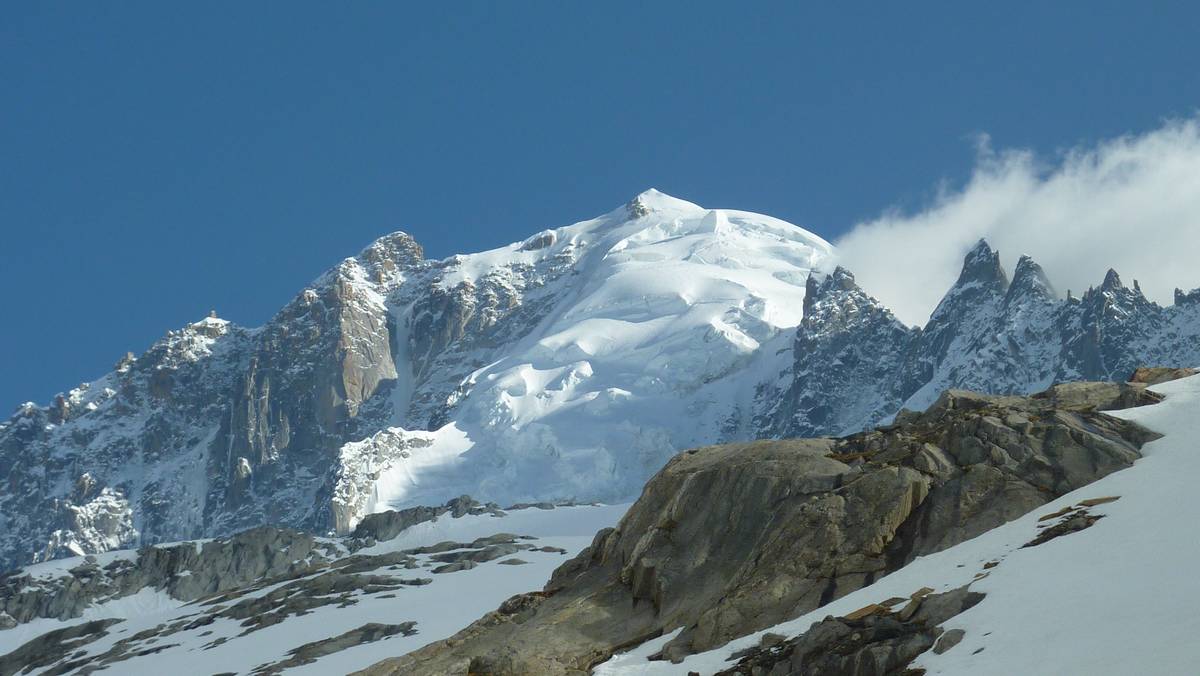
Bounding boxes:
[0,234,429,572]
[359,381,1159,675]
[763,241,1200,438]
[0,221,583,570]
[1129,366,1199,385]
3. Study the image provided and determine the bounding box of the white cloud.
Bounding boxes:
[833,118,1200,326]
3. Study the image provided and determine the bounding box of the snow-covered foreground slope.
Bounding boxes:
[599,372,1200,675]
[0,503,627,675]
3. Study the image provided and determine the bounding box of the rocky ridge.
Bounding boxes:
[762,240,1200,438]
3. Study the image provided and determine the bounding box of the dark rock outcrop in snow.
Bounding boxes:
[0,527,343,626]
[716,584,985,676]
[351,495,503,544]
[0,499,576,674]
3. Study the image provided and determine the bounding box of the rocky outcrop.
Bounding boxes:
[0,495,567,632]
[766,240,1200,438]
[0,498,583,675]
[253,622,419,675]
[1130,366,1198,386]
[0,527,342,626]
[0,618,124,676]
[351,495,503,543]
[715,584,985,676]
[361,381,1159,674]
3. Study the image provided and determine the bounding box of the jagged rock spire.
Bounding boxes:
[927,239,1009,327]
[1175,287,1200,306]
[358,231,425,284]
[1101,268,1124,291]
[803,267,858,317]
[955,239,1009,290]
[1006,255,1056,305]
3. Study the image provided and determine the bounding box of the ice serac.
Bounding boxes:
[0,190,835,568]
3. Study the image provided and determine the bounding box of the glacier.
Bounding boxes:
[0,190,835,569]
[353,190,835,518]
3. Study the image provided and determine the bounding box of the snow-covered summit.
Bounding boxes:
[338,190,836,523]
[0,191,836,567]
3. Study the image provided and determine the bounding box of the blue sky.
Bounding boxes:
[3,2,1200,409]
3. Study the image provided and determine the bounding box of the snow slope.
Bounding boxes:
[0,504,628,675]
[345,189,835,520]
[598,371,1200,675]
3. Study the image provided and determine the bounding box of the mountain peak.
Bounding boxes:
[967,237,993,255]
[803,267,857,316]
[625,188,703,218]
[829,265,857,287]
[954,238,1008,290]
[1101,268,1124,291]
[800,265,902,329]
[355,231,426,285]
[1175,287,1200,306]
[1007,254,1056,303]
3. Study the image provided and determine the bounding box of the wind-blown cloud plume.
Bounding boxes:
[834,118,1200,326]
